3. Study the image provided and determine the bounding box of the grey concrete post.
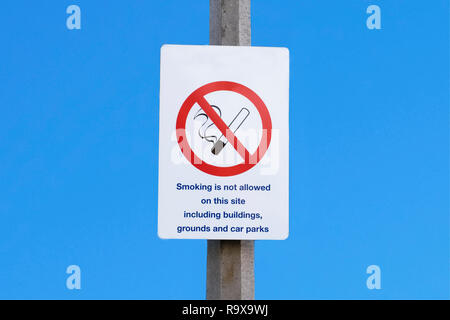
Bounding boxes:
[206,0,255,300]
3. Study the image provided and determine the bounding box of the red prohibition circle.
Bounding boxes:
[176,81,272,177]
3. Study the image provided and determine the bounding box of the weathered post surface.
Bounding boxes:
[206,0,255,301]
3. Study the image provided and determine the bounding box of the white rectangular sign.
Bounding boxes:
[158,45,289,240]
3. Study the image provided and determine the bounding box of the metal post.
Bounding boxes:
[206,0,254,300]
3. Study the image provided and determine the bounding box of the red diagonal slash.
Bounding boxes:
[196,96,250,162]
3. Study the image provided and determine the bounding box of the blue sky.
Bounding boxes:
[0,0,448,299]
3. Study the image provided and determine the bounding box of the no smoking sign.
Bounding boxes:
[159,45,289,240]
[176,81,272,177]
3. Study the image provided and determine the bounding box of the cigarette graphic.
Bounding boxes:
[211,107,250,155]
